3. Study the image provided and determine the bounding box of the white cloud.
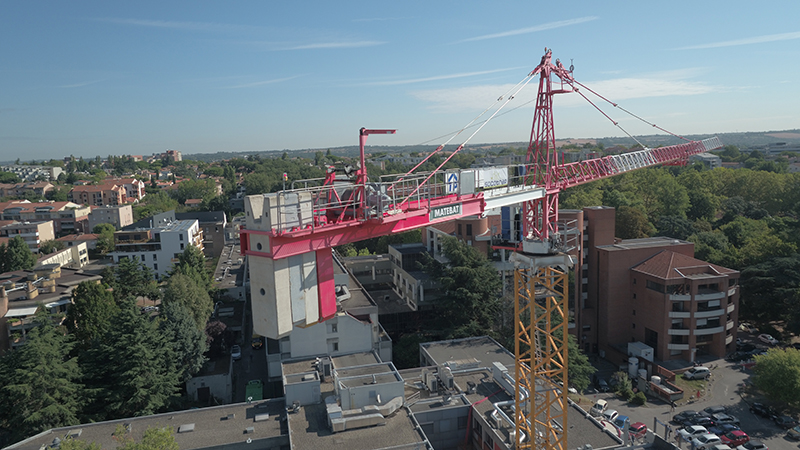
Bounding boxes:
[455,16,598,43]
[223,75,303,89]
[92,17,260,34]
[281,41,385,50]
[411,71,716,112]
[675,31,800,50]
[366,67,523,86]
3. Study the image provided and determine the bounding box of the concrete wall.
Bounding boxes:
[288,313,374,359]
[414,402,470,450]
[186,357,233,403]
[339,377,404,410]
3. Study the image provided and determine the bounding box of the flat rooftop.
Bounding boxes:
[6,400,288,450]
[333,255,376,311]
[599,236,691,251]
[213,243,245,291]
[420,335,516,372]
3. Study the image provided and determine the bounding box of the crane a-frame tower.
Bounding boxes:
[241,48,722,449]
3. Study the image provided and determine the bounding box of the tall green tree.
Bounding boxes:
[753,348,800,406]
[92,223,116,255]
[0,315,82,442]
[160,301,208,382]
[162,273,213,330]
[422,237,501,338]
[4,235,37,272]
[82,302,179,420]
[169,245,211,291]
[119,426,179,450]
[39,239,66,255]
[66,281,118,348]
[114,258,160,302]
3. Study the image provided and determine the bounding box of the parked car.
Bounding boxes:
[758,334,779,345]
[692,433,722,450]
[712,413,740,426]
[629,422,647,439]
[683,366,711,380]
[673,410,700,424]
[720,430,749,447]
[737,440,767,450]
[708,445,732,450]
[603,409,619,423]
[594,375,610,392]
[787,425,800,440]
[678,425,709,441]
[704,405,727,415]
[685,415,715,428]
[614,415,629,430]
[775,415,798,428]
[749,403,776,419]
[708,424,741,435]
[231,344,242,360]
[739,323,757,333]
[590,399,608,417]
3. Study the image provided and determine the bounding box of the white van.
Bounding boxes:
[590,399,608,417]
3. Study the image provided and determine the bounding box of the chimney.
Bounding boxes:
[0,286,6,299]
[26,281,38,300]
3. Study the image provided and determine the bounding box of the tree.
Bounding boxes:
[0,316,82,442]
[66,281,118,348]
[59,439,102,450]
[93,223,116,255]
[615,206,654,239]
[160,301,208,382]
[4,235,37,272]
[39,239,66,255]
[656,216,696,240]
[753,348,800,406]
[163,273,213,330]
[82,302,179,420]
[114,258,160,302]
[169,245,211,291]
[422,237,501,338]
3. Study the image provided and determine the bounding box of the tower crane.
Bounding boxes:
[241,48,722,449]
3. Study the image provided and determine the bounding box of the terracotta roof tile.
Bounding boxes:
[632,250,736,280]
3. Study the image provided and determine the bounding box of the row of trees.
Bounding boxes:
[0,247,217,443]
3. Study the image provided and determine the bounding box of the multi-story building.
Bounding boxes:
[86,204,133,231]
[109,219,203,278]
[0,201,91,235]
[0,221,55,253]
[176,211,228,258]
[0,165,63,182]
[0,265,102,353]
[567,206,739,364]
[105,177,146,201]
[0,182,54,198]
[69,183,127,206]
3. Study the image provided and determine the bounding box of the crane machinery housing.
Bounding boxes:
[241,48,722,450]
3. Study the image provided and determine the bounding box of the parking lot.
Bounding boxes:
[589,355,798,450]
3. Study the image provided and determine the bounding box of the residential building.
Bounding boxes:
[185,198,203,209]
[0,201,91,235]
[176,211,228,258]
[0,265,102,353]
[106,177,146,201]
[36,242,90,268]
[69,183,127,206]
[0,182,54,198]
[0,165,63,182]
[86,204,134,231]
[109,219,203,278]
[0,221,55,253]
[56,233,98,251]
[162,149,182,162]
[572,206,739,364]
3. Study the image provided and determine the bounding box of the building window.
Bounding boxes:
[153,264,158,271]
[141,255,145,261]
[646,280,665,293]
[180,243,185,250]
[153,254,157,261]
[458,224,462,235]
[632,323,636,329]
[632,309,636,316]
[179,234,184,241]
[466,224,472,236]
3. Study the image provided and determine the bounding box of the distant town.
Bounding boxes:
[3,129,800,450]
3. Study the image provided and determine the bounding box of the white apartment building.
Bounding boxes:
[109,219,203,278]
[87,204,134,231]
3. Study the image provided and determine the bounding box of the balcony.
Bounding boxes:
[726,320,735,330]
[728,286,737,296]
[726,335,734,345]
[696,309,725,319]
[668,328,690,336]
[669,311,691,318]
[696,290,726,301]
[669,294,691,301]
[727,303,735,313]
[7,317,36,330]
[694,326,724,336]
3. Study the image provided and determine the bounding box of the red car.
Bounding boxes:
[721,430,749,447]
[630,422,648,439]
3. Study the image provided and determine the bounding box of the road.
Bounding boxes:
[594,358,798,450]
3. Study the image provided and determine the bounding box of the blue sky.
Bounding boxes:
[2,1,799,160]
